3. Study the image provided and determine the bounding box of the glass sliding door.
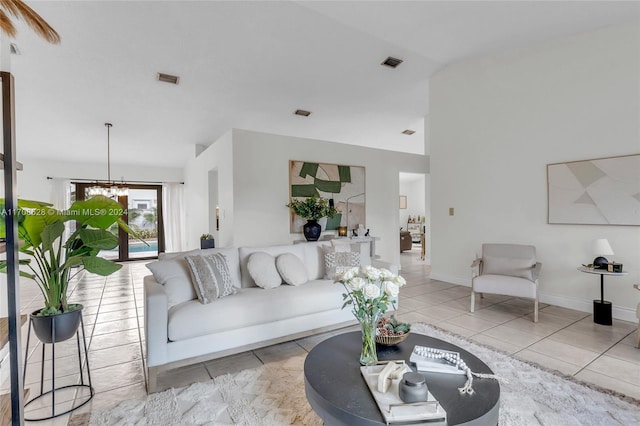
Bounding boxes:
[75,183,165,261]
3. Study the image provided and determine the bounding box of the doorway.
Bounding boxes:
[75,183,165,261]
[399,172,428,264]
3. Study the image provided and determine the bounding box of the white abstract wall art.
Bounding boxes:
[547,154,640,225]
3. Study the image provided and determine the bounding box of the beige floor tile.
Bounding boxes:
[397,311,434,326]
[88,342,142,370]
[444,314,499,333]
[204,351,264,378]
[515,349,582,376]
[604,341,640,365]
[253,341,307,364]
[88,329,142,351]
[501,317,565,337]
[469,333,523,354]
[527,339,600,367]
[396,297,431,311]
[72,382,147,414]
[619,331,639,347]
[575,369,640,400]
[547,328,620,353]
[584,355,640,386]
[468,307,520,324]
[89,361,145,394]
[538,305,589,320]
[482,324,543,348]
[155,363,209,392]
[414,305,464,322]
[435,321,477,338]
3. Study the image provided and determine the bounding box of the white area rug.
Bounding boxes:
[76,323,640,426]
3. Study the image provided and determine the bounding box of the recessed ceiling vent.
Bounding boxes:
[157,72,180,85]
[402,129,415,135]
[294,109,311,117]
[381,56,403,68]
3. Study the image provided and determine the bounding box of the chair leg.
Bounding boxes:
[636,326,640,348]
[147,366,159,393]
[470,291,475,313]
[534,299,539,323]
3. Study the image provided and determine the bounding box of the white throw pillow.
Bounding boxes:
[146,258,197,308]
[247,252,282,289]
[276,253,309,286]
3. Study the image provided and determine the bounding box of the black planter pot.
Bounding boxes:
[303,220,322,241]
[200,239,215,249]
[30,305,83,344]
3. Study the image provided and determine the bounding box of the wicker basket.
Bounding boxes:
[375,331,410,346]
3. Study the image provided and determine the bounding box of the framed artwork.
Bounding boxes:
[547,154,640,225]
[289,161,365,232]
[399,196,407,209]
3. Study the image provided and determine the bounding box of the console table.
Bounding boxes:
[304,332,500,425]
[577,266,628,325]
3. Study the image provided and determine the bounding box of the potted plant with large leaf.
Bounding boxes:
[287,195,338,241]
[0,195,137,343]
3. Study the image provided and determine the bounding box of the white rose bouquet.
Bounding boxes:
[335,265,406,365]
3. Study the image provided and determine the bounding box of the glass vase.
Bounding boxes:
[358,313,381,366]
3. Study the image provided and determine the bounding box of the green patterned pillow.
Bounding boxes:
[185,253,237,304]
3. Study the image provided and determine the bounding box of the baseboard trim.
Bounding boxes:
[429,273,637,323]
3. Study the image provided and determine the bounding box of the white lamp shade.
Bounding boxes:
[592,239,614,256]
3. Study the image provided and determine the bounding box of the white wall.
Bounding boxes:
[183,130,235,248]
[14,157,183,203]
[184,129,429,265]
[429,21,640,320]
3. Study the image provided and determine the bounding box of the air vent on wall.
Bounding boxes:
[157,72,180,85]
[381,56,403,68]
[294,109,311,117]
[9,43,20,55]
[402,129,415,135]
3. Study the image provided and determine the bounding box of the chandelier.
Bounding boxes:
[87,123,128,198]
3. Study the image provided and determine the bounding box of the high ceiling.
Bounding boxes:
[9,1,639,168]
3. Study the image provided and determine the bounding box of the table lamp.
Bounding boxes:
[592,238,613,269]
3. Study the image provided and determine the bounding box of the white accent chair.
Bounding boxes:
[634,284,640,348]
[470,243,541,322]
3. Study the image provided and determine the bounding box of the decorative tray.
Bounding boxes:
[360,361,447,425]
[410,346,466,375]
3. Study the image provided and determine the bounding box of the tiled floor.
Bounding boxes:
[1,247,639,425]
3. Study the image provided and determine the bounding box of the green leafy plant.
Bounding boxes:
[200,233,214,240]
[286,195,338,221]
[0,195,138,316]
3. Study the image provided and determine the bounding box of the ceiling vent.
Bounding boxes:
[402,129,415,135]
[157,72,180,85]
[9,43,20,55]
[381,56,403,68]
[294,109,311,117]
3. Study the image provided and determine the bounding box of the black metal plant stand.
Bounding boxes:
[22,312,94,421]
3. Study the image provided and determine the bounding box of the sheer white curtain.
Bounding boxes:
[50,178,71,209]
[162,183,187,253]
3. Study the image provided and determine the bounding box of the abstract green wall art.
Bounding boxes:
[289,160,365,233]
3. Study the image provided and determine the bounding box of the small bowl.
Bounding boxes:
[375,330,410,346]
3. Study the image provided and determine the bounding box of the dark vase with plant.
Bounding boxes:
[200,233,215,249]
[286,196,338,241]
[0,195,138,343]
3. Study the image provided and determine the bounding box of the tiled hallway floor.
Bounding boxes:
[2,248,639,425]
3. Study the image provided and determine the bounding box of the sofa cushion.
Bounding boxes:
[276,253,308,286]
[323,245,360,280]
[167,279,343,341]
[185,253,237,303]
[146,258,197,308]
[147,247,241,309]
[247,252,282,289]
[299,241,332,280]
[482,255,534,281]
[239,244,306,288]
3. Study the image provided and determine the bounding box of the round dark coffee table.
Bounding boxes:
[304,332,499,426]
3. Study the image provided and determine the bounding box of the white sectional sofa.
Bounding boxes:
[144,240,394,392]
